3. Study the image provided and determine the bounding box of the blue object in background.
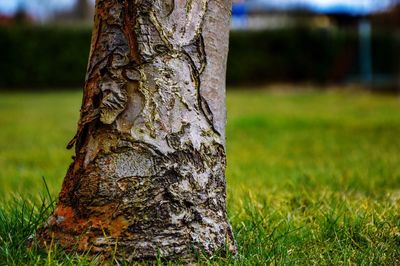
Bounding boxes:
[232,2,247,16]
[232,2,248,29]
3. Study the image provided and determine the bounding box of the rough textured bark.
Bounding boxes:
[37,0,235,261]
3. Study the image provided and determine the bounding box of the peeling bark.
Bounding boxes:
[37,0,235,261]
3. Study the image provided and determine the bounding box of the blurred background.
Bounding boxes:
[1,2,400,263]
[0,0,399,91]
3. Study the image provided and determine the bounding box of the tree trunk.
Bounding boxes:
[37,0,236,261]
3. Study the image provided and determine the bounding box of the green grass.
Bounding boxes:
[0,89,400,265]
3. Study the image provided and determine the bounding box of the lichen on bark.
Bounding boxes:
[37,0,235,261]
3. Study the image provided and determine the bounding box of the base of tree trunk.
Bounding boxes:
[36,141,236,261]
[36,0,236,261]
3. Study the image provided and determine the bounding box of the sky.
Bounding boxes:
[0,0,77,20]
[248,0,398,15]
[0,0,398,20]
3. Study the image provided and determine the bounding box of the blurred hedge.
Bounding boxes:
[228,28,400,85]
[0,26,91,89]
[0,26,399,89]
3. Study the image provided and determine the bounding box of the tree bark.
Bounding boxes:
[37,0,236,261]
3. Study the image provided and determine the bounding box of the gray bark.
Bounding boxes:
[37,0,236,261]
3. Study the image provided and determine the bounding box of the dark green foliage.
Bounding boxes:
[227,28,400,85]
[0,26,91,89]
[0,26,399,89]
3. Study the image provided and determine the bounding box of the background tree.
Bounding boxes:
[37,0,236,261]
[72,0,92,21]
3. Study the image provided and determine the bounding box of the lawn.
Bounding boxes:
[0,88,399,265]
